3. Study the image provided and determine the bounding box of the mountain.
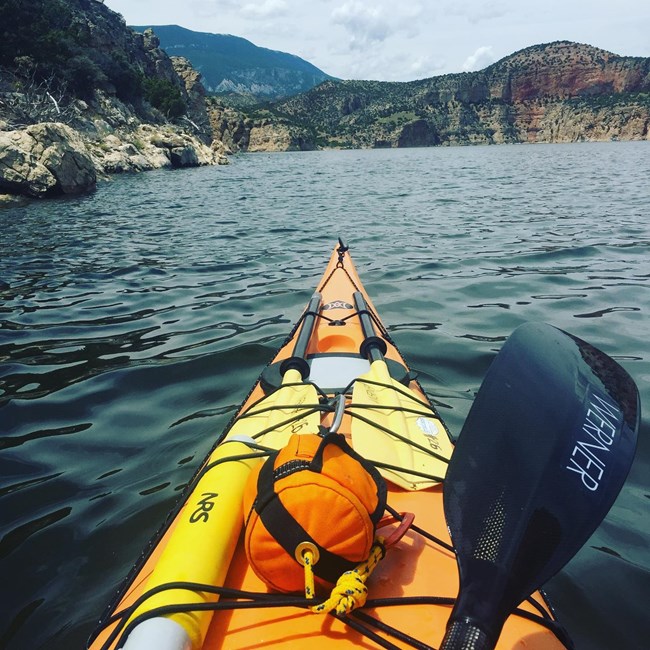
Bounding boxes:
[130,25,334,99]
[219,41,650,151]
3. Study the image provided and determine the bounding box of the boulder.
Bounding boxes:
[100,145,154,173]
[147,127,218,166]
[0,138,57,196]
[87,123,222,173]
[169,146,199,167]
[0,123,96,197]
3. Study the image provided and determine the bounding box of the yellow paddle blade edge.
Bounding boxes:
[351,360,453,491]
[225,368,321,450]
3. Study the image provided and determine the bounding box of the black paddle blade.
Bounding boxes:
[442,322,639,650]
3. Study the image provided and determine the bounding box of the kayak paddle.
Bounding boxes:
[350,292,453,490]
[225,293,322,449]
[441,322,639,649]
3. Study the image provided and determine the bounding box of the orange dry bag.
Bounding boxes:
[243,432,387,593]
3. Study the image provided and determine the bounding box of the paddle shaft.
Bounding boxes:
[440,620,491,650]
[353,292,387,362]
[280,293,322,379]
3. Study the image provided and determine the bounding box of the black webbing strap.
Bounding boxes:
[310,433,387,526]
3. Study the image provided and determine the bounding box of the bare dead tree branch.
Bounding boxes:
[1,66,79,128]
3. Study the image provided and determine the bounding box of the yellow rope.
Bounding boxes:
[302,548,316,600]
[308,538,386,615]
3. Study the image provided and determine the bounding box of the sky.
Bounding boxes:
[103,0,650,82]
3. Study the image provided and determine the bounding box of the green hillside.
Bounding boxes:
[131,25,334,98]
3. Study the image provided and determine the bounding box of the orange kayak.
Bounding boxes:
[88,241,569,650]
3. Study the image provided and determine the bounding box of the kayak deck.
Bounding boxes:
[88,242,569,650]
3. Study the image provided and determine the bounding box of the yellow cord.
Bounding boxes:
[303,549,316,600]
[308,538,386,615]
[296,541,320,600]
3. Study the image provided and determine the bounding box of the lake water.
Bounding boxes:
[1,142,649,649]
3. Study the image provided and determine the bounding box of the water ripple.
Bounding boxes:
[0,424,92,450]
[574,306,641,318]
[0,507,72,560]
[0,143,649,650]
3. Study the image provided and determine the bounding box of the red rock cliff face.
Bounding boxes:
[485,41,650,102]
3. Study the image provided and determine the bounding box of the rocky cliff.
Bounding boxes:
[0,0,226,201]
[208,100,314,153]
[0,123,96,197]
[222,42,650,151]
[484,42,650,101]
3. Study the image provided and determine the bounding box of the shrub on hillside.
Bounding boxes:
[0,0,149,108]
[143,78,186,118]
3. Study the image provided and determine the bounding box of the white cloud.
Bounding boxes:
[241,0,288,19]
[331,46,445,82]
[444,1,507,24]
[467,3,508,24]
[409,55,446,79]
[189,0,235,19]
[462,45,496,71]
[331,2,392,49]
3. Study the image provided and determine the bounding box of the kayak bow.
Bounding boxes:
[88,241,630,650]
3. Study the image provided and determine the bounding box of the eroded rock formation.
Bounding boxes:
[0,2,228,201]
[0,123,96,196]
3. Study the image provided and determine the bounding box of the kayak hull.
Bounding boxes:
[89,243,567,650]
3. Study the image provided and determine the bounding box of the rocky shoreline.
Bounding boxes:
[1,124,227,206]
[0,11,230,205]
[0,115,229,201]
